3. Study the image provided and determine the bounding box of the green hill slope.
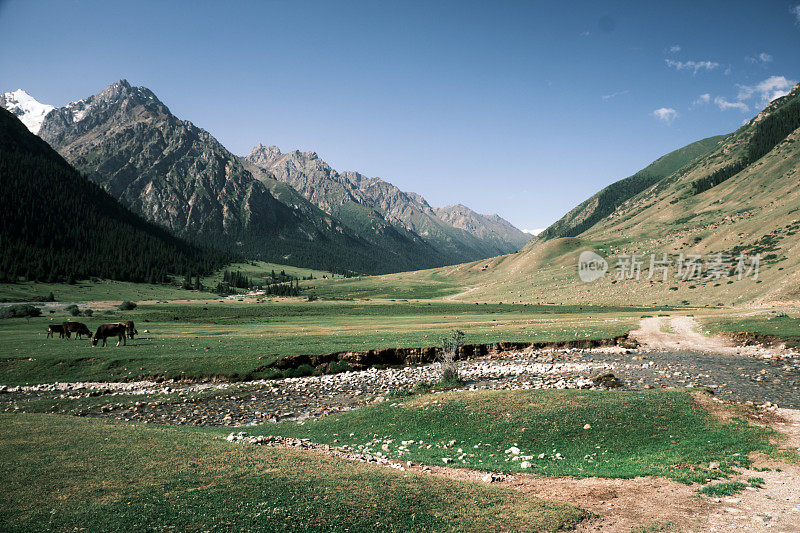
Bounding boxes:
[320,83,800,307]
[538,135,726,240]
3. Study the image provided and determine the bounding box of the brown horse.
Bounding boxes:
[47,324,69,339]
[124,320,138,339]
[91,323,127,347]
[63,321,92,340]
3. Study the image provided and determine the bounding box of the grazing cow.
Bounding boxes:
[91,323,127,347]
[63,321,92,340]
[124,320,138,339]
[47,324,69,339]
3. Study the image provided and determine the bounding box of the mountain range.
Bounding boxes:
[3,81,529,275]
[244,145,530,263]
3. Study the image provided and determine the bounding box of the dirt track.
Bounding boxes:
[631,315,793,357]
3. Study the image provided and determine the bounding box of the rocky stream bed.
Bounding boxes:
[1,344,798,426]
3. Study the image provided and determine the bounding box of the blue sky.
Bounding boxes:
[1,0,798,231]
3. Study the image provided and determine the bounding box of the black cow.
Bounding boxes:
[91,323,127,347]
[63,321,92,340]
[47,324,69,339]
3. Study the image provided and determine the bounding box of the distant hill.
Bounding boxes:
[538,135,726,240]
[0,107,232,283]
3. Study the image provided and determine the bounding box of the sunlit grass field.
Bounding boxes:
[251,389,779,484]
[703,313,800,347]
[0,300,643,384]
[0,413,586,532]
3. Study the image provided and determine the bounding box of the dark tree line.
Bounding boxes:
[691,93,800,196]
[264,279,301,296]
[0,108,234,283]
[214,269,305,296]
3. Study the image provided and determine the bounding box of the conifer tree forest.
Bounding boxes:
[0,108,234,283]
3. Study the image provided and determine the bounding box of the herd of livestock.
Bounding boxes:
[47,320,138,346]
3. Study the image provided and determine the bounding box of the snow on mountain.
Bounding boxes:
[522,228,544,236]
[0,89,54,134]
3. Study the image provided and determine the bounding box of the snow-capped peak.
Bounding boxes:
[0,89,55,134]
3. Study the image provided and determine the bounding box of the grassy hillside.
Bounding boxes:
[539,134,727,240]
[323,83,800,307]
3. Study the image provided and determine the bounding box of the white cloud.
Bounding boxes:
[652,107,678,124]
[522,229,545,236]
[665,59,719,74]
[669,45,681,53]
[791,4,800,24]
[714,97,749,112]
[745,52,773,64]
[602,89,629,101]
[693,93,711,106]
[736,75,796,104]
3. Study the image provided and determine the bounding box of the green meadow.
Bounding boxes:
[0,299,642,384]
[247,389,779,484]
[0,413,586,532]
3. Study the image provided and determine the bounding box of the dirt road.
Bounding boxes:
[631,315,788,356]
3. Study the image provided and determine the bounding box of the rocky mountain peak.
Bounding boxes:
[0,89,55,134]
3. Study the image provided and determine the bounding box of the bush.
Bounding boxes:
[284,364,317,378]
[118,301,137,311]
[699,481,746,496]
[65,304,81,317]
[0,304,41,319]
[83,309,93,317]
[438,329,465,384]
[326,360,353,374]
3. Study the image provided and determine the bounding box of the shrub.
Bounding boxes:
[65,304,81,317]
[438,329,465,384]
[83,309,93,317]
[699,481,746,496]
[118,301,137,311]
[284,364,317,378]
[326,360,353,374]
[0,304,41,319]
